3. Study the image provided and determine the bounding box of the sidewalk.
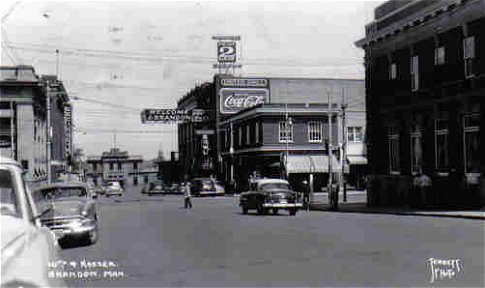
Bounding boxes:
[309,202,485,220]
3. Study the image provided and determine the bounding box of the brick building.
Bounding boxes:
[177,75,366,192]
[356,0,485,207]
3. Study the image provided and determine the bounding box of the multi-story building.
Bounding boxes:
[41,75,73,176]
[86,148,143,187]
[0,66,72,186]
[356,0,485,207]
[177,75,366,192]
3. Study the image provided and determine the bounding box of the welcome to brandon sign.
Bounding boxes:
[140,109,208,124]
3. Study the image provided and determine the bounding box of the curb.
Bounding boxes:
[309,205,485,220]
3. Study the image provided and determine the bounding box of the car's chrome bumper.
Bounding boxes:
[262,203,303,208]
[50,224,97,240]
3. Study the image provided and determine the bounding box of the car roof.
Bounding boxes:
[0,157,22,168]
[255,178,289,185]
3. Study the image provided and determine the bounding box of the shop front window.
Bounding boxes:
[388,127,400,173]
[463,114,480,173]
[435,118,449,171]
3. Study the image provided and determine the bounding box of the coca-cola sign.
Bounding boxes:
[220,88,268,114]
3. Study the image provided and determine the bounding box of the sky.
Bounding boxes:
[1,0,383,160]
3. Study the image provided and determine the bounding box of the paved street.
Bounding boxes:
[56,187,484,287]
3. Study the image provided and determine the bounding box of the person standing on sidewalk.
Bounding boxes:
[184,182,193,209]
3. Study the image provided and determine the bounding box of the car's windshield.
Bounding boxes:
[44,187,87,200]
[0,168,20,218]
[260,183,289,191]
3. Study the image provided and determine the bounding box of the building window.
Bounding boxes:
[93,163,97,171]
[254,122,260,144]
[348,127,363,142]
[463,36,476,77]
[238,126,242,146]
[279,121,293,143]
[410,55,419,91]
[435,118,449,172]
[410,126,422,175]
[133,162,138,171]
[389,63,397,80]
[434,46,445,65]
[307,121,322,142]
[109,162,114,170]
[118,162,122,171]
[388,127,400,173]
[463,113,480,173]
[246,124,251,145]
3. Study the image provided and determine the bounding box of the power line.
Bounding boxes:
[6,41,363,67]
[72,96,141,112]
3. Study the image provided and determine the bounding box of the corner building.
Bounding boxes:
[356,0,485,207]
[177,75,366,193]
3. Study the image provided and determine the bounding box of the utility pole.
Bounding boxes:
[342,87,347,202]
[46,49,59,184]
[46,82,52,184]
[229,121,234,192]
[327,89,338,210]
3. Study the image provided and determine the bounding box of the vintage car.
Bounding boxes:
[105,181,123,197]
[191,178,225,197]
[239,178,302,215]
[1,157,63,287]
[35,181,99,247]
[146,180,166,196]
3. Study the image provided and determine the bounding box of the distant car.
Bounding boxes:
[95,183,107,195]
[105,181,123,197]
[34,182,99,247]
[239,178,302,215]
[191,178,225,197]
[169,183,183,195]
[146,180,166,196]
[214,181,225,195]
[1,157,63,287]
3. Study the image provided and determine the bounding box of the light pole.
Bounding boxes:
[341,88,348,202]
[327,89,338,210]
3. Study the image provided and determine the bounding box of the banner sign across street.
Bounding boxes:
[141,109,209,123]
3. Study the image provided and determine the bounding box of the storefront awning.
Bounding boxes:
[347,156,368,165]
[285,155,348,174]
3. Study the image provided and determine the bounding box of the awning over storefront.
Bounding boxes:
[285,155,348,174]
[347,156,368,165]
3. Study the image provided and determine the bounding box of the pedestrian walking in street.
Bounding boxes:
[302,179,310,211]
[184,182,193,209]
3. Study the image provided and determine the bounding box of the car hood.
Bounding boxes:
[1,215,31,255]
[44,200,86,219]
[265,190,297,196]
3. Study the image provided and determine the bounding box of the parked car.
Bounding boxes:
[34,181,99,247]
[95,183,107,196]
[105,181,123,197]
[1,157,63,287]
[239,178,302,215]
[169,183,183,195]
[146,180,166,196]
[191,178,225,197]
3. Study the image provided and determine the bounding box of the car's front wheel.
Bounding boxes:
[86,228,98,245]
